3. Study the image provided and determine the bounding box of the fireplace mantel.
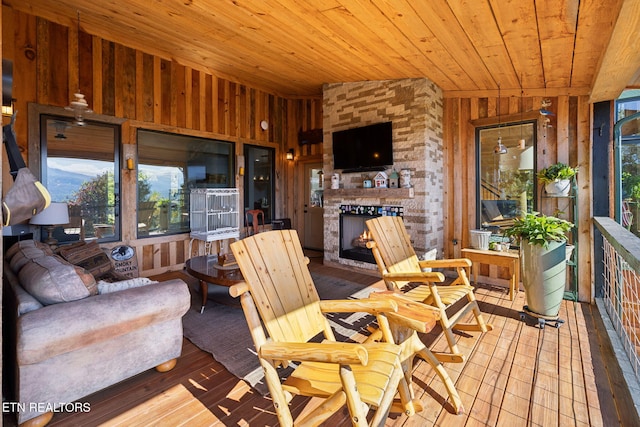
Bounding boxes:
[323,187,414,199]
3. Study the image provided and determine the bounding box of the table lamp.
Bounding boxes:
[30,202,70,248]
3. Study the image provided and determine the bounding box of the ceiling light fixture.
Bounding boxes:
[53,121,70,139]
[494,83,507,155]
[65,11,92,126]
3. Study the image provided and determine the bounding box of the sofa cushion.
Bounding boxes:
[19,255,97,305]
[3,265,44,315]
[13,282,45,314]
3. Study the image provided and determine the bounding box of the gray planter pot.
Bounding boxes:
[521,239,567,317]
[544,179,571,196]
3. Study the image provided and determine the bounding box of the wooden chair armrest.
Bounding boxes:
[418,258,472,269]
[260,341,369,365]
[369,291,440,333]
[319,299,398,314]
[229,281,249,297]
[382,271,445,282]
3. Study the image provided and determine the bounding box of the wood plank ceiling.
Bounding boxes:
[6,0,640,101]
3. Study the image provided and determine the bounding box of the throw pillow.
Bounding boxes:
[19,255,97,305]
[5,239,52,262]
[9,245,51,273]
[97,277,158,294]
[420,248,438,272]
[58,240,114,280]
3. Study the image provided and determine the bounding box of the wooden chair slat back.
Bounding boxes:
[366,216,421,285]
[231,230,327,343]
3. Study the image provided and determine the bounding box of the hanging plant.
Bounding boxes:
[537,163,578,184]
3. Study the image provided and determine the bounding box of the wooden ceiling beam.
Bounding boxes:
[589,0,640,103]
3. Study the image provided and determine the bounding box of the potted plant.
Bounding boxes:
[505,212,573,318]
[537,163,578,196]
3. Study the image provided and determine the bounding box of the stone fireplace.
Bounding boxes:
[322,78,444,271]
[339,205,403,264]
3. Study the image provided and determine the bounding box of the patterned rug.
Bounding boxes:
[181,271,378,395]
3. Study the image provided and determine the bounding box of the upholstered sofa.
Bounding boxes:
[3,240,191,426]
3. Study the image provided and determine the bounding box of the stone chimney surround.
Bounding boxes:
[322,78,445,271]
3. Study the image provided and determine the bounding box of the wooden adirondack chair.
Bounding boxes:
[229,230,422,426]
[365,215,492,364]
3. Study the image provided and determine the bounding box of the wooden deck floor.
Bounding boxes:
[7,260,638,426]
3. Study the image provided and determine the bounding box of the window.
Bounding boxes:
[40,115,120,242]
[243,145,274,224]
[615,91,640,235]
[136,130,234,237]
[476,122,536,232]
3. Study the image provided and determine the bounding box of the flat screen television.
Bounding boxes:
[332,121,393,172]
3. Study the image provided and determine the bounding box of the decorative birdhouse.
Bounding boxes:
[388,170,399,188]
[374,171,388,188]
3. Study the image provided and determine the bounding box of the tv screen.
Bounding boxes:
[332,121,393,172]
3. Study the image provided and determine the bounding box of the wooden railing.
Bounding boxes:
[481,178,501,200]
[594,217,640,384]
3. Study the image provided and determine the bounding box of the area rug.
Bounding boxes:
[181,272,378,395]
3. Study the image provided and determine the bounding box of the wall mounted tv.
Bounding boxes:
[332,121,393,172]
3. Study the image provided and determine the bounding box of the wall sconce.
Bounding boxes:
[1,100,14,117]
[237,155,245,175]
[286,149,294,160]
[126,157,135,170]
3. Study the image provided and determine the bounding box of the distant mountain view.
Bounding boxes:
[46,167,92,202]
[46,167,175,202]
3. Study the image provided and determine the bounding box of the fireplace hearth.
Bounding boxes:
[339,205,403,264]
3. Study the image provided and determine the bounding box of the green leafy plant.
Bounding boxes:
[504,212,573,247]
[537,163,578,184]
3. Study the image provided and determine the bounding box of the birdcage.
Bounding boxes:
[189,188,240,242]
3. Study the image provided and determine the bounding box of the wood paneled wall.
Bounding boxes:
[2,7,322,276]
[443,95,593,302]
[2,7,595,297]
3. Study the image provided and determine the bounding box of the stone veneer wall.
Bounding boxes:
[322,78,444,270]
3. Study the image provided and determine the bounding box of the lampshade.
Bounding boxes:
[30,202,70,226]
[519,146,534,170]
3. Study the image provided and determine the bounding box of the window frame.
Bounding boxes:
[614,94,640,230]
[243,144,275,225]
[39,113,122,242]
[475,120,538,231]
[135,128,236,239]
